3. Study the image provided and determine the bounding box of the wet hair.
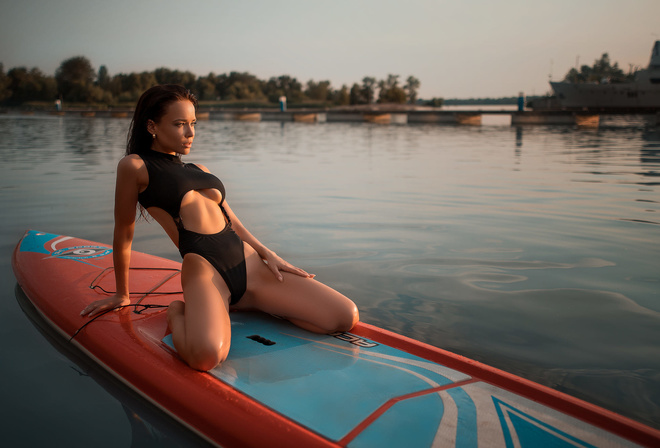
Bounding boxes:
[126,84,197,156]
[126,85,197,220]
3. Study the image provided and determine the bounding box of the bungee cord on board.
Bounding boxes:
[69,304,170,342]
[71,267,183,342]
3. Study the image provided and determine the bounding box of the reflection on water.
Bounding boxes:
[1,113,659,444]
[14,286,212,447]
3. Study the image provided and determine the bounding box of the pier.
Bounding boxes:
[181,109,607,127]
[25,108,660,127]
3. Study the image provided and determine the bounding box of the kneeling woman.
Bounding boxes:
[81,85,359,371]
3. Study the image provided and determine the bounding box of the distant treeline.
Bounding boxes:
[0,56,444,108]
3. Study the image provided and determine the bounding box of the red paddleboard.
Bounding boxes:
[12,230,660,447]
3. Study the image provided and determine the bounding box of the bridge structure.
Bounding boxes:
[18,108,660,127]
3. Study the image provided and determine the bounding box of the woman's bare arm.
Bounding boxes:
[222,200,314,281]
[192,163,314,281]
[81,156,142,316]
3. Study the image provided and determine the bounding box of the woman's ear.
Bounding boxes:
[146,119,156,135]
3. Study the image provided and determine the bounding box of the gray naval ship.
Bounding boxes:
[550,41,660,111]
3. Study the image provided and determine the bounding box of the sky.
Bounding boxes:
[1,0,659,99]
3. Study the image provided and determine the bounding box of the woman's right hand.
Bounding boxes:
[80,294,131,318]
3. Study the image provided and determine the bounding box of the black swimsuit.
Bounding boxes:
[137,150,247,304]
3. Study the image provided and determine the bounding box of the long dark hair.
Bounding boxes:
[126,84,198,156]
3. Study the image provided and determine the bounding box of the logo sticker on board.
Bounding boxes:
[51,246,112,260]
[331,332,379,348]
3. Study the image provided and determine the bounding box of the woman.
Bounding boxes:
[81,85,359,371]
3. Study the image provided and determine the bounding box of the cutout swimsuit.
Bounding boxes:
[137,150,247,304]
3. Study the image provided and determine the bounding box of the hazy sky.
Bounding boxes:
[1,0,659,99]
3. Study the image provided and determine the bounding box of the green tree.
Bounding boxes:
[563,67,582,83]
[425,97,444,107]
[334,84,350,106]
[195,73,218,100]
[153,68,197,90]
[97,65,110,89]
[213,73,230,99]
[0,63,11,102]
[111,71,157,102]
[94,65,115,103]
[305,80,332,101]
[6,67,56,103]
[404,76,421,103]
[377,74,406,104]
[55,56,96,102]
[264,75,303,103]
[139,72,158,91]
[349,83,364,105]
[562,53,632,84]
[106,74,124,99]
[215,72,265,101]
[360,76,376,104]
[111,74,132,101]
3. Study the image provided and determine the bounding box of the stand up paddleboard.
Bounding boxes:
[12,230,660,447]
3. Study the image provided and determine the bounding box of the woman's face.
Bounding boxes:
[148,100,196,155]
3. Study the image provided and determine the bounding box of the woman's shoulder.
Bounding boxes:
[118,154,145,170]
[192,162,211,173]
[117,154,148,183]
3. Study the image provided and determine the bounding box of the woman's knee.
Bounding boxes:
[335,300,359,332]
[318,299,359,333]
[187,343,229,371]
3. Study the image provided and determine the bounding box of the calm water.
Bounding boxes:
[1,113,659,446]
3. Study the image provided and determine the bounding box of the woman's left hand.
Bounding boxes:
[262,250,315,282]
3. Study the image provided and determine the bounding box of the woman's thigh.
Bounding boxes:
[180,253,232,352]
[235,251,358,332]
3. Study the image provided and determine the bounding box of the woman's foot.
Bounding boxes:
[167,299,185,329]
